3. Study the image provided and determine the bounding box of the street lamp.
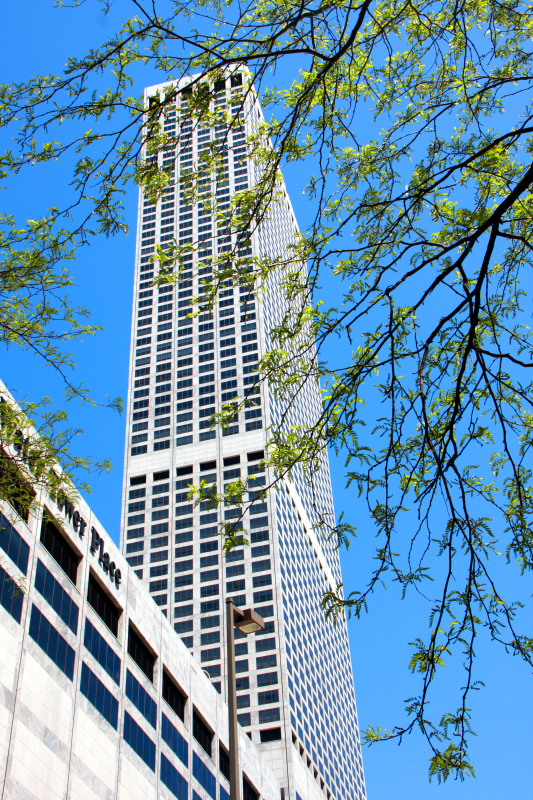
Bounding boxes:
[226,598,265,800]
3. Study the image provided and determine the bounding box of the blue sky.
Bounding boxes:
[1,3,531,798]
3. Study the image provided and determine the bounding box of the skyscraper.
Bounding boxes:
[121,72,367,800]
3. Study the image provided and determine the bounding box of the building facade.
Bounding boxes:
[0,378,280,800]
[121,73,367,800]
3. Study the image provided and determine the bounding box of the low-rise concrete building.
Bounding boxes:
[0,381,280,800]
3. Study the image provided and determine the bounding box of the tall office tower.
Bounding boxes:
[121,72,367,800]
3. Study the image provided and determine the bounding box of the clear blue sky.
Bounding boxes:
[1,3,531,799]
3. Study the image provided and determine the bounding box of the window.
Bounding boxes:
[161,753,189,800]
[242,775,259,800]
[226,564,244,578]
[163,669,186,721]
[80,662,119,729]
[84,619,121,685]
[258,689,279,705]
[200,615,219,629]
[201,631,220,645]
[35,560,79,634]
[126,669,157,728]
[260,728,282,743]
[226,579,245,593]
[201,570,219,583]
[29,604,75,680]
[257,671,278,687]
[150,578,168,593]
[219,745,230,781]
[175,574,193,587]
[193,752,216,799]
[193,709,214,757]
[87,573,121,636]
[252,573,271,588]
[128,624,156,682]
[123,711,156,771]
[201,648,220,663]
[0,512,30,573]
[174,620,193,634]
[40,517,81,584]
[175,589,193,603]
[259,708,280,724]
[251,559,271,573]
[257,654,277,670]
[0,564,23,622]
[201,599,219,614]
[253,589,273,604]
[162,713,189,766]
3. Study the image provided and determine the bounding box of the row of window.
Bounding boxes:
[24,597,256,794]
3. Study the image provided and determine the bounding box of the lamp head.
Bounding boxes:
[232,604,265,634]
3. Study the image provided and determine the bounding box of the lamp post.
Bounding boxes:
[226,599,265,800]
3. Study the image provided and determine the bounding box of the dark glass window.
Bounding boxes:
[200,599,219,614]
[35,560,79,634]
[256,654,277,670]
[174,620,193,634]
[29,604,75,680]
[225,564,244,578]
[219,745,230,781]
[257,671,278,687]
[193,752,216,799]
[0,512,30,574]
[84,618,121,684]
[80,661,119,729]
[128,624,156,682]
[201,648,220,663]
[87,573,121,636]
[200,584,218,598]
[201,631,220,646]
[251,559,270,573]
[252,573,272,588]
[253,589,273,604]
[258,707,280,724]
[163,669,186,721]
[175,589,193,603]
[161,753,189,800]
[40,517,81,584]
[126,669,157,728]
[258,689,279,705]
[193,709,214,757]
[200,615,219,629]
[243,777,259,800]
[256,637,275,652]
[260,728,282,743]
[0,564,23,622]
[123,711,156,771]
[162,713,189,766]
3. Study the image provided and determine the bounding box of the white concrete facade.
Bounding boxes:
[0,379,280,800]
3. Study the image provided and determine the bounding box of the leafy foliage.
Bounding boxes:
[2,0,533,781]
